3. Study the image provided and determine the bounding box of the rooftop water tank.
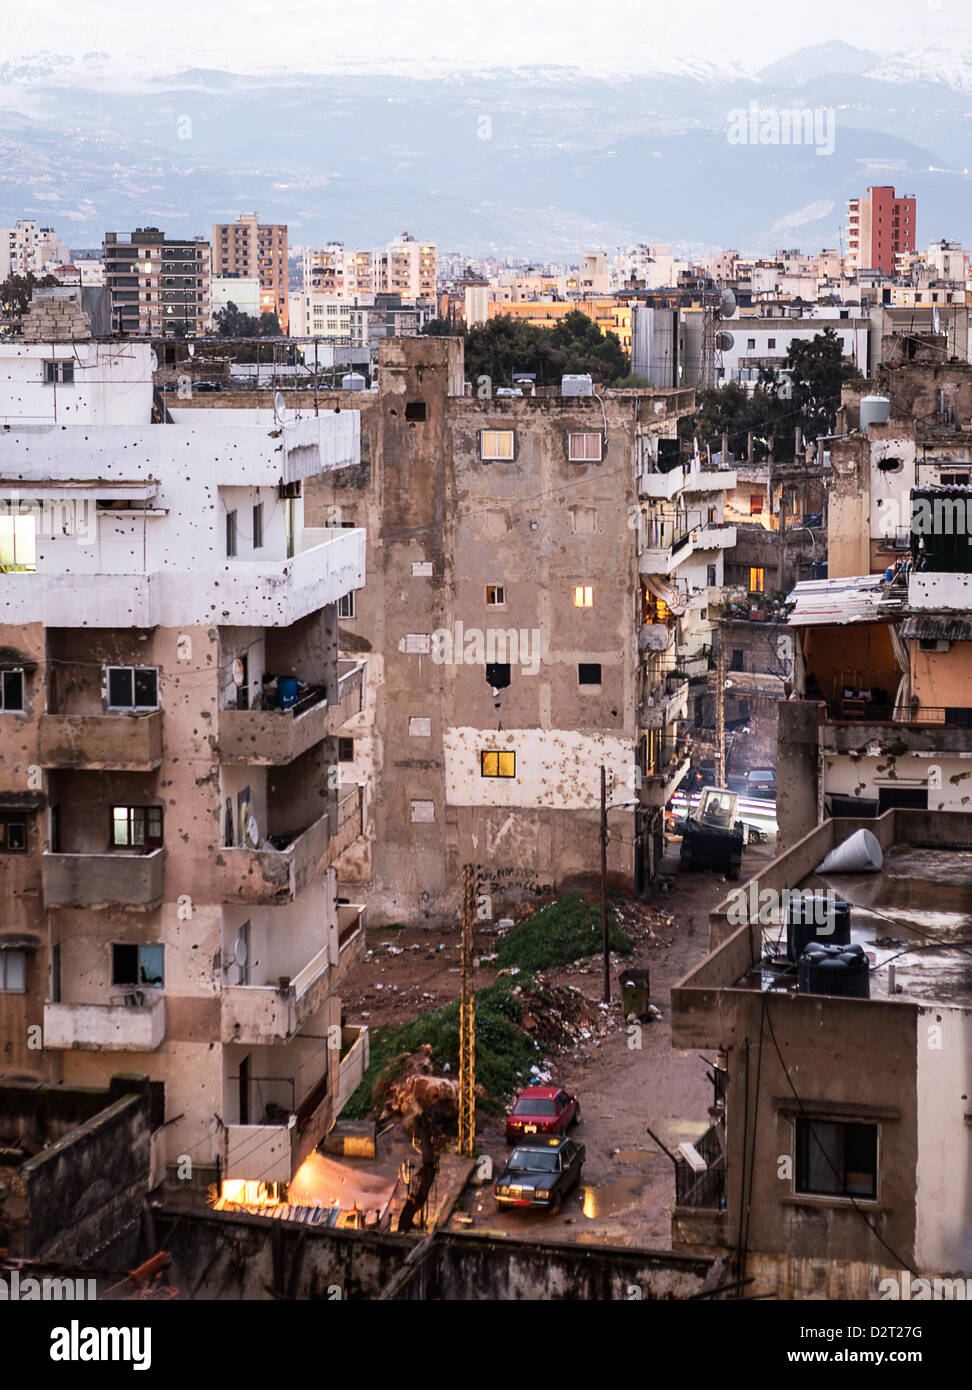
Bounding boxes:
[562,374,594,397]
[860,395,891,432]
[787,895,851,962]
[798,941,870,999]
[341,372,367,391]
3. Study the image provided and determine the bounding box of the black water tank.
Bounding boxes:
[786,894,851,961]
[798,941,870,999]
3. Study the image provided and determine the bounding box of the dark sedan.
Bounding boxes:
[494,1136,585,1213]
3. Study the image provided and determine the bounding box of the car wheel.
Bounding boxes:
[571,1105,580,1128]
[548,1201,560,1217]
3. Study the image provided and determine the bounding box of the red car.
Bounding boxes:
[505,1085,580,1144]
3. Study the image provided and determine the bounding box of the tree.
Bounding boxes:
[213,302,281,338]
[785,326,862,444]
[420,316,463,336]
[462,310,631,389]
[0,272,61,318]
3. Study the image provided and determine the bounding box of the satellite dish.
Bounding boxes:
[273,391,286,423]
[232,658,245,687]
[150,350,159,372]
[247,815,260,847]
[233,934,248,968]
[715,332,735,352]
[720,288,737,318]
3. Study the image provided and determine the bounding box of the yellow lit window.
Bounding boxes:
[481,430,515,461]
[574,585,593,607]
[749,567,765,593]
[481,750,516,778]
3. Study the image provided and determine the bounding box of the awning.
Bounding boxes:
[645,573,688,615]
[786,574,906,627]
[900,615,972,643]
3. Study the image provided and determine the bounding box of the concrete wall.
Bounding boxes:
[776,700,822,849]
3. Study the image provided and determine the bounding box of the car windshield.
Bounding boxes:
[508,1149,559,1172]
[512,1098,557,1117]
[749,772,773,783]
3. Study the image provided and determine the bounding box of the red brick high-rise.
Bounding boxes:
[846,186,916,275]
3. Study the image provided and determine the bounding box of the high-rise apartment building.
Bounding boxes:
[1,221,70,279]
[303,234,435,304]
[846,186,917,275]
[103,228,211,336]
[0,302,369,1198]
[211,213,289,331]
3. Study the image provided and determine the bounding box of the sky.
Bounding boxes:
[2,0,971,79]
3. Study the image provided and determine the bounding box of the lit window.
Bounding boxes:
[481,430,515,461]
[568,432,602,462]
[0,512,37,572]
[573,585,593,607]
[111,805,163,849]
[481,750,516,777]
[749,567,765,593]
[750,495,764,515]
[486,584,505,605]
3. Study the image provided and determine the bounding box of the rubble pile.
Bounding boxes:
[511,975,607,1052]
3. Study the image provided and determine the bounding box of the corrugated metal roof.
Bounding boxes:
[786,574,906,627]
[900,615,972,642]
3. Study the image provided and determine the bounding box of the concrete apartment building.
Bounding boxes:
[212,213,289,331]
[715,306,871,390]
[0,303,369,1198]
[303,234,436,304]
[670,807,972,1299]
[846,186,917,275]
[303,337,734,925]
[104,228,212,337]
[1,221,70,280]
[776,354,972,850]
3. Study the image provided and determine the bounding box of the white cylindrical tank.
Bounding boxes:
[815,828,883,874]
[860,395,891,432]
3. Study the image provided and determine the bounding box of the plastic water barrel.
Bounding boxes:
[278,677,299,710]
[860,395,891,432]
[786,895,851,961]
[798,942,870,998]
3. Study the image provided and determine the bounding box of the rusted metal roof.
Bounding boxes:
[786,575,905,627]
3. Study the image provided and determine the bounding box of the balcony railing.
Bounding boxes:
[328,784,364,863]
[824,702,972,727]
[43,995,166,1051]
[216,811,331,905]
[38,710,163,771]
[674,1121,726,1210]
[42,847,166,910]
[221,944,331,1045]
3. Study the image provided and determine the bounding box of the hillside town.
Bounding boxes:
[2,109,972,1333]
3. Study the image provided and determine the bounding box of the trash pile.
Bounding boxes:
[511,974,607,1052]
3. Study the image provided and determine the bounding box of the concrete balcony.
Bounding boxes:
[39,711,163,771]
[221,944,332,1045]
[42,847,166,910]
[336,1025,370,1115]
[43,995,166,1051]
[2,572,160,629]
[639,467,684,501]
[684,468,737,494]
[332,902,366,986]
[329,785,364,864]
[216,811,330,905]
[217,661,366,765]
[639,535,693,577]
[639,677,689,732]
[691,524,736,551]
[328,659,366,731]
[224,1067,332,1183]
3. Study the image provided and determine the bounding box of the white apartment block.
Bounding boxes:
[303,234,436,303]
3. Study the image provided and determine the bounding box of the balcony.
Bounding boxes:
[329,784,364,864]
[224,1065,332,1183]
[690,524,736,551]
[216,811,330,905]
[39,711,163,771]
[2,572,160,629]
[43,994,166,1051]
[332,902,366,986]
[42,847,166,910]
[336,1025,370,1115]
[221,944,332,1045]
[639,675,689,731]
[639,467,684,501]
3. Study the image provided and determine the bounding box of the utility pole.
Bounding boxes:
[458,865,476,1158]
[600,766,610,1003]
[716,646,726,787]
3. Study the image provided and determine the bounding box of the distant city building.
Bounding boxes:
[212,274,262,322]
[1,221,70,279]
[846,186,917,276]
[212,213,288,330]
[103,228,211,336]
[303,234,436,304]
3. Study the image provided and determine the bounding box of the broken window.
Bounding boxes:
[481,750,515,778]
[0,668,25,711]
[486,663,511,690]
[111,805,163,849]
[106,666,158,709]
[795,1118,877,1200]
[404,401,427,421]
[112,943,164,989]
[578,663,602,685]
[0,815,27,852]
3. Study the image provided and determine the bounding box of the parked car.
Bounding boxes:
[193,380,223,392]
[505,1085,579,1144]
[746,768,777,800]
[494,1136,585,1213]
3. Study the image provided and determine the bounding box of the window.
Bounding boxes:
[43,360,74,384]
[404,401,427,421]
[767,338,776,349]
[339,592,355,619]
[578,663,602,685]
[481,430,515,461]
[0,815,27,852]
[730,649,745,672]
[111,805,163,849]
[0,668,24,711]
[486,584,505,606]
[747,338,756,350]
[481,750,515,777]
[226,509,238,558]
[749,567,764,593]
[568,432,602,462]
[573,585,593,607]
[795,1118,877,1199]
[112,943,164,988]
[338,737,354,762]
[707,564,717,587]
[0,511,37,572]
[749,495,763,515]
[106,667,158,709]
[0,949,26,992]
[252,502,264,549]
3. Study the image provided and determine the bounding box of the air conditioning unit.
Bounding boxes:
[561,374,594,397]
